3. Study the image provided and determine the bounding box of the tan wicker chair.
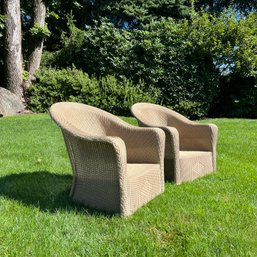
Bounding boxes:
[49,102,165,216]
[131,103,218,185]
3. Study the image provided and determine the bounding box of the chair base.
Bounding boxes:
[165,151,214,184]
[71,163,164,216]
[127,164,163,215]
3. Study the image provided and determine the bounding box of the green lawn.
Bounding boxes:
[0,114,256,256]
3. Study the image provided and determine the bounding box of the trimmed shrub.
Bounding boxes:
[27,67,160,116]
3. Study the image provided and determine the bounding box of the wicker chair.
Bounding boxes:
[49,102,165,216]
[131,103,218,185]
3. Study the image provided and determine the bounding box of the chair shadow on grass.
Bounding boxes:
[0,171,115,217]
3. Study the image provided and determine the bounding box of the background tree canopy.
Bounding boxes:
[194,0,257,14]
[37,0,192,50]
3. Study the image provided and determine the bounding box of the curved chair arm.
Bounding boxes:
[160,127,180,159]
[148,126,181,183]
[162,127,182,183]
[178,123,218,152]
[62,130,132,216]
[108,125,165,165]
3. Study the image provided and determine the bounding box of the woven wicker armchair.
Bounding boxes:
[49,102,165,216]
[131,103,218,185]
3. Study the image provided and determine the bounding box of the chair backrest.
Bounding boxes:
[49,102,123,137]
[131,103,169,126]
[131,103,191,128]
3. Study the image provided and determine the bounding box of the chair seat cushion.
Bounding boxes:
[179,151,212,159]
[127,164,160,178]
[178,151,213,182]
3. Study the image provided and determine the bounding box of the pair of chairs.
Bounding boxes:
[50,102,218,216]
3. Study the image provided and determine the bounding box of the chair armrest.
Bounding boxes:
[62,129,127,168]
[109,125,165,164]
[179,123,218,151]
[160,126,180,159]
[63,129,127,170]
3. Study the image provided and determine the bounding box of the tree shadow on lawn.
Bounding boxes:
[0,171,115,217]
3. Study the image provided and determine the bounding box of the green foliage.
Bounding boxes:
[17,1,257,118]
[55,15,86,68]
[27,67,159,115]
[97,75,159,115]
[45,17,220,117]
[100,0,192,24]
[43,10,257,118]
[39,50,57,67]
[193,11,257,117]
[173,100,206,120]
[0,15,5,38]
[192,11,257,77]
[194,0,257,14]
[30,0,192,51]
[29,22,51,39]
[138,17,219,113]
[22,69,29,81]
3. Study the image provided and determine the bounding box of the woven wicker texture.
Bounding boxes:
[49,102,165,216]
[131,103,218,184]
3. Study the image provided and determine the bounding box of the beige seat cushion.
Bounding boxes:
[127,164,160,178]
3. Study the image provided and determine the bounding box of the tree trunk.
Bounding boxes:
[3,0,23,100]
[27,0,46,83]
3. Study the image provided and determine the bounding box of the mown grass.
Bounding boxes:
[0,114,256,256]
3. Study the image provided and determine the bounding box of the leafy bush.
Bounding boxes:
[42,17,219,118]
[0,15,5,38]
[96,75,160,115]
[173,100,206,120]
[27,67,160,116]
[42,11,257,118]
[199,11,257,118]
